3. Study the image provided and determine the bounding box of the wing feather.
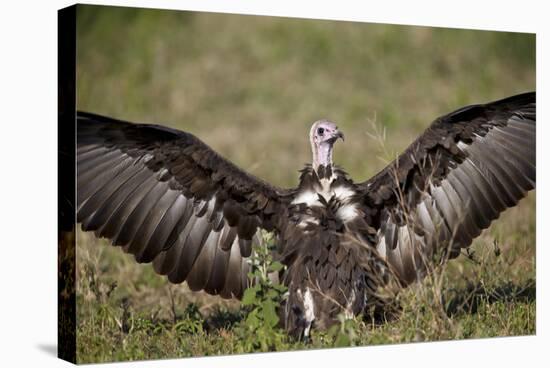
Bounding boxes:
[132,189,181,262]
[77,112,291,298]
[360,92,535,284]
[146,195,189,254]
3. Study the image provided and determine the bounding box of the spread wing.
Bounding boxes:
[358,92,535,285]
[77,112,292,298]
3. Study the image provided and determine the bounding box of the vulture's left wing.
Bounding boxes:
[357,92,535,285]
[77,112,292,298]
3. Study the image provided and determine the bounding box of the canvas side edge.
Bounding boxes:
[58,4,77,364]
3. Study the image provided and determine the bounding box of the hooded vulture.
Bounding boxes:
[77,91,536,337]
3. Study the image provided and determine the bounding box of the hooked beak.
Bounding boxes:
[333,129,345,142]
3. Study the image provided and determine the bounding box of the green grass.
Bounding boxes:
[75,5,536,363]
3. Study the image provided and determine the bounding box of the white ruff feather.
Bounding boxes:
[297,216,320,229]
[291,190,322,206]
[336,203,359,222]
[292,185,359,223]
[333,186,355,201]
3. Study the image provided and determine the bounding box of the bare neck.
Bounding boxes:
[312,142,333,171]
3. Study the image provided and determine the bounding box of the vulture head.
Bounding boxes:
[309,119,344,170]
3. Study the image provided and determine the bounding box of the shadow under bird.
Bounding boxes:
[77,92,536,337]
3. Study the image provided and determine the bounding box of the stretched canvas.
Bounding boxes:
[58,4,536,364]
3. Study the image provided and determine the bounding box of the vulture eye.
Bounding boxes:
[317,127,325,135]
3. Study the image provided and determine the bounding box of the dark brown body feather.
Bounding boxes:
[76,91,535,336]
[279,166,394,335]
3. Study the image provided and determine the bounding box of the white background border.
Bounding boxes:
[0,1,546,367]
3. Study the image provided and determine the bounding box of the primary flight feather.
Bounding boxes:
[77,91,535,337]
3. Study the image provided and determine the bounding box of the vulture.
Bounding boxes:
[77,92,536,338]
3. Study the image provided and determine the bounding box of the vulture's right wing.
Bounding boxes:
[77,112,293,298]
[357,92,535,285]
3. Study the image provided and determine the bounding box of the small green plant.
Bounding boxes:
[330,314,361,347]
[234,232,289,352]
[306,313,363,348]
[174,303,204,335]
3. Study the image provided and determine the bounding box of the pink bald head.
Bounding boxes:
[309,119,344,170]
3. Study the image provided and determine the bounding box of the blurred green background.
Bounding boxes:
[75,5,535,362]
[76,5,535,186]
